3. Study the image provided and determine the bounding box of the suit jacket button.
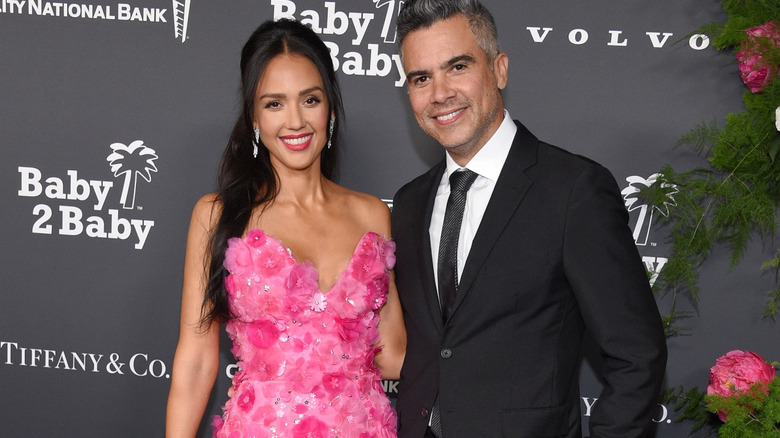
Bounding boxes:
[440,348,452,359]
[421,408,429,418]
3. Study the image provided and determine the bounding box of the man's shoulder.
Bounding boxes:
[533,137,599,165]
[531,138,610,176]
[393,161,444,203]
[511,120,605,172]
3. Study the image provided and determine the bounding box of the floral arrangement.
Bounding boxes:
[656,2,780,435]
[647,0,780,335]
[705,350,780,437]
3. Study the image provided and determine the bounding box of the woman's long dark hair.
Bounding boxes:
[201,19,344,325]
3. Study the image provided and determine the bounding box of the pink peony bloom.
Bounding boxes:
[736,21,780,93]
[706,350,777,421]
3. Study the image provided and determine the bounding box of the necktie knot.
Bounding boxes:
[449,169,478,193]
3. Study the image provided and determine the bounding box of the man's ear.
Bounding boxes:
[494,52,509,90]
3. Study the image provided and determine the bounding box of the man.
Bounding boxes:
[390,1,667,437]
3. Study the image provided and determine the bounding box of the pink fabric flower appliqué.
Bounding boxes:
[380,239,397,270]
[285,262,319,314]
[236,384,256,413]
[246,319,280,349]
[309,291,327,312]
[224,237,254,278]
[292,416,329,438]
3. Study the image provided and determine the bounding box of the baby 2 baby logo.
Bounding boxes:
[17,140,157,250]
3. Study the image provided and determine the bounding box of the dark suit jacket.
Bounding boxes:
[391,121,667,438]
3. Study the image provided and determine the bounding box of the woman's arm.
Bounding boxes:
[369,199,406,380]
[166,195,222,437]
[376,273,406,380]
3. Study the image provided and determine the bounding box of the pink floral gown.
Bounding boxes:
[212,229,397,438]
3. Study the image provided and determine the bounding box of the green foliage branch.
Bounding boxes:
[648,0,780,336]
[656,2,780,436]
[705,378,780,437]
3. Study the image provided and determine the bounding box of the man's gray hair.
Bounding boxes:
[397,0,500,61]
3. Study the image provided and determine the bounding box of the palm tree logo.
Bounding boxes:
[621,173,678,246]
[373,0,402,43]
[107,140,159,210]
[172,0,191,43]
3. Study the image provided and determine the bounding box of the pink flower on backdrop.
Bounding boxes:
[707,349,776,420]
[736,21,780,93]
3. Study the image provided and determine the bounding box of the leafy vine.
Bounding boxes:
[652,1,780,436]
[646,0,780,336]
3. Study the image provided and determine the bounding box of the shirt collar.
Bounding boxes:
[444,110,517,182]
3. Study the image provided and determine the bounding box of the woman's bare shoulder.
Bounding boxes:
[191,193,222,230]
[334,186,390,234]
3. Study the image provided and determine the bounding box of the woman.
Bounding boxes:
[166,19,405,438]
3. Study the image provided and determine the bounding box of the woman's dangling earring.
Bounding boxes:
[327,117,335,150]
[252,127,259,158]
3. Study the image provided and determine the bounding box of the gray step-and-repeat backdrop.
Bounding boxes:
[2,1,778,436]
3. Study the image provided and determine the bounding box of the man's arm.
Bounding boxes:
[562,164,667,437]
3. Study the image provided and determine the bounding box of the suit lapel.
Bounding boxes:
[452,122,538,315]
[413,161,447,332]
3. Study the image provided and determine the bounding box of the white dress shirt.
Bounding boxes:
[429,110,517,292]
